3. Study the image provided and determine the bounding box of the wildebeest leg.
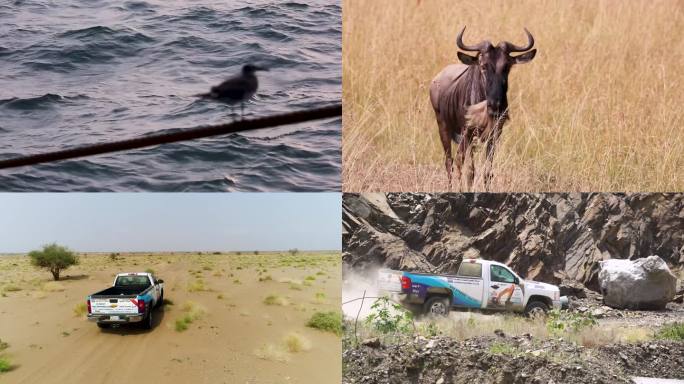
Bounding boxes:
[484,129,502,191]
[438,119,454,186]
[465,141,475,191]
[455,134,470,192]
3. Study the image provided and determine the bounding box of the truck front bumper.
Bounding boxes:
[88,313,144,323]
[553,296,569,310]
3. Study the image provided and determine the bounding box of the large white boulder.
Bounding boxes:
[598,256,677,309]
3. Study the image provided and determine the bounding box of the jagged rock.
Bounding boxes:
[598,256,677,309]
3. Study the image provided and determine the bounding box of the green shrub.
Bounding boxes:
[489,342,517,355]
[655,323,684,340]
[73,303,87,317]
[546,309,597,334]
[28,243,79,281]
[307,311,343,336]
[0,357,11,373]
[365,296,413,335]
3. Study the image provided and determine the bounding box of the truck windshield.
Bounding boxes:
[457,262,482,278]
[115,275,150,287]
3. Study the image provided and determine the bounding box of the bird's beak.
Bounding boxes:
[255,66,269,72]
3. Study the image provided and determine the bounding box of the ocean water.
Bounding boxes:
[0,0,341,191]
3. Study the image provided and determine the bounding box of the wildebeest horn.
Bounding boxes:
[504,28,535,53]
[456,26,488,52]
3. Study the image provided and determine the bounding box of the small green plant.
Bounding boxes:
[305,275,316,281]
[263,294,288,306]
[145,268,155,274]
[187,279,206,292]
[418,321,440,337]
[489,342,517,355]
[175,317,190,332]
[307,311,343,335]
[2,285,21,292]
[365,296,413,335]
[0,339,9,351]
[546,309,597,334]
[655,322,684,340]
[259,275,273,282]
[0,357,11,373]
[73,303,87,317]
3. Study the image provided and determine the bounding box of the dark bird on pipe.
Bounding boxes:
[429,26,536,190]
[197,64,269,118]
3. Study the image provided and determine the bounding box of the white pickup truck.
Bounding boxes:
[379,259,566,316]
[87,272,164,329]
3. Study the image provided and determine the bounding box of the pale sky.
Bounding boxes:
[0,193,341,253]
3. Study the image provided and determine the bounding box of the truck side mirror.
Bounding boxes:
[514,277,519,285]
[157,279,164,284]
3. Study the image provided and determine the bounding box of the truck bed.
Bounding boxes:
[91,285,151,298]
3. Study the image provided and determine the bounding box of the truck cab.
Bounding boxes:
[379,259,564,316]
[87,272,164,329]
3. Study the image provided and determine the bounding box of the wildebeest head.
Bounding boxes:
[456,27,536,117]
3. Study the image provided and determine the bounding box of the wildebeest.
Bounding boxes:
[429,27,536,189]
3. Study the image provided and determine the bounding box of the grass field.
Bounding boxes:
[343,0,684,192]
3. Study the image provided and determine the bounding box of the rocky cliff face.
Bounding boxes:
[342,193,684,291]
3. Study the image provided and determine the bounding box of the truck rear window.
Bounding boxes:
[115,275,150,287]
[457,262,482,278]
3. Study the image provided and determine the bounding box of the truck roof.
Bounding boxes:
[462,258,510,268]
[117,272,152,275]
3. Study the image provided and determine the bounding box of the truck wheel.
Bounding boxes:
[157,291,164,308]
[525,301,549,317]
[142,310,153,330]
[97,322,110,329]
[424,297,450,317]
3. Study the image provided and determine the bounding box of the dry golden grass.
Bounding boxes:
[343,0,684,192]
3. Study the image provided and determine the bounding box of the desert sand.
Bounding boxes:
[0,252,341,384]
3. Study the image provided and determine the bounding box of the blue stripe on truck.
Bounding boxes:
[406,273,481,308]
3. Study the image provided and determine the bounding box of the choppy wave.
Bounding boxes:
[0,0,341,191]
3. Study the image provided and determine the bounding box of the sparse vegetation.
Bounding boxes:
[145,268,154,274]
[655,322,684,341]
[307,311,343,336]
[2,285,21,292]
[283,332,311,353]
[546,309,597,335]
[187,279,206,292]
[489,342,517,355]
[0,357,11,373]
[174,301,206,332]
[365,296,413,335]
[41,281,65,292]
[28,243,79,281]
[73,303,87,317]
[263,294,289,306]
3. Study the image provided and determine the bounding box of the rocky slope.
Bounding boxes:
[343,334,684,384]
[343,193,684,292]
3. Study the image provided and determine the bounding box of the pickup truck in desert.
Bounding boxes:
[379,259,566,316]
[87,272,164,329]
